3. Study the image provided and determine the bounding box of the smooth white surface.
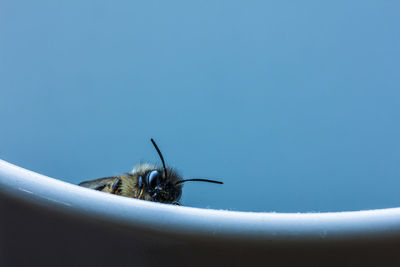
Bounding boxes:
[1,159,400,242]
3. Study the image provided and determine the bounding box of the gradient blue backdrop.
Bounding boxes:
[1,1,399,212]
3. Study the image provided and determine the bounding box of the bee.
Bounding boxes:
[79,138,222,205]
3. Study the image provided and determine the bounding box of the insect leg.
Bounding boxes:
[111,178,121,194]
[136,176,144,199]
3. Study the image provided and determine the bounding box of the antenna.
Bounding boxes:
[150,138,168,179]
[175,178,223,185]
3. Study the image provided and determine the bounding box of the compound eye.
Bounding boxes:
[146,170,160,189]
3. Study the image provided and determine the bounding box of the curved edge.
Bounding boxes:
[1,159,400,242]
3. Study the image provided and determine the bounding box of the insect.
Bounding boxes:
[79,138,222,205]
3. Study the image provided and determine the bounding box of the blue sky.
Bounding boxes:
[1,1,399,212]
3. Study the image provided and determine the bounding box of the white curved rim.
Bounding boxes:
[1,159,400,242]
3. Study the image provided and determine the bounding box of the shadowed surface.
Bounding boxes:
[2,196,400,267]
[1,160,400,266]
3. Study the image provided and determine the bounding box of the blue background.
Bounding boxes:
[1,1,399,212]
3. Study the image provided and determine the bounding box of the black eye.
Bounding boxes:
[146,170,160,189]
